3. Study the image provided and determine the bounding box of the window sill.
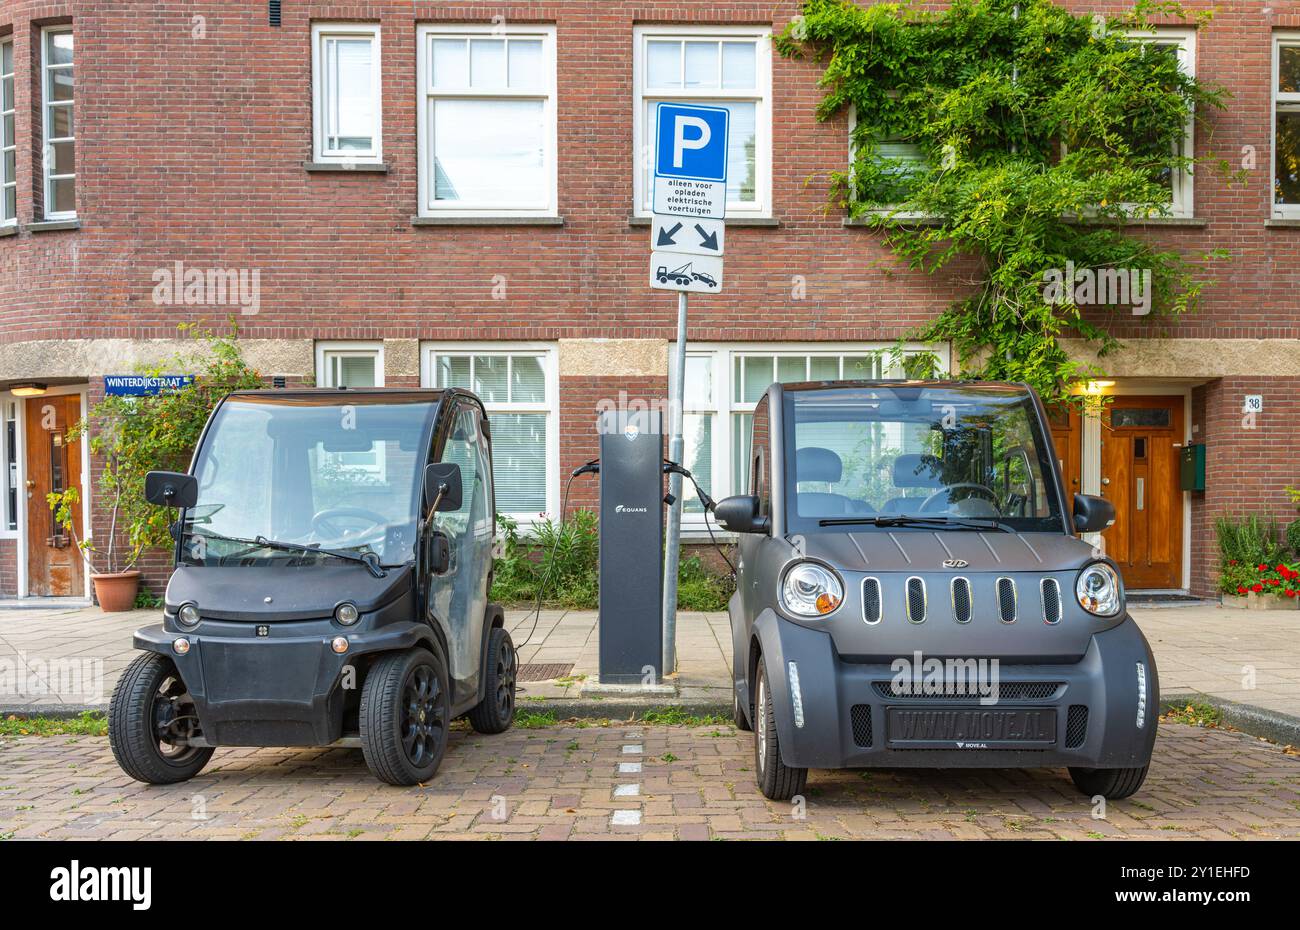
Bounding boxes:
[411,215,564,226]
[843,214,944,228]
[0,225,17,238]
[303,161,389,173]
[1265,218,1300,228]
[26,219,81,233]
[628,215,779,227]
[1064,214,1207,228]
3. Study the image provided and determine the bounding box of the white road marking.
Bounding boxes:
[618,761,642,774]
[614,783,640,797]
[611,810,642,826]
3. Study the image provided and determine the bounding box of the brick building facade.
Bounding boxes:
[1,0,1299,600]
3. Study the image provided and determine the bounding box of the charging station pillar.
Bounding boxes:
[597,408,664,684]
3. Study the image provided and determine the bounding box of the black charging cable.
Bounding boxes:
[663,459,736,576]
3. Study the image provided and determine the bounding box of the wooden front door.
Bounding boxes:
[1046,404,1082,497]
[25,396,85,596]
[1099,396,1184,590]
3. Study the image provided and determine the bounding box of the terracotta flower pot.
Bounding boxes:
[92,570,141,612]
[1220,591,1299,611]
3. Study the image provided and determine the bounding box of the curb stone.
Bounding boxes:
[1160,691,1300,747]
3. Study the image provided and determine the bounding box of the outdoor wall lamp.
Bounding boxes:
[10,382,48,397]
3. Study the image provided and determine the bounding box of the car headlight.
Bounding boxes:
[780,562,843,617]
[334,602,360,626]
[1076,562,1123,617]
[176,603,200,629]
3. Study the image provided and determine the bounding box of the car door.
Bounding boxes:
[429,402,495,708]
[734,393,774,696]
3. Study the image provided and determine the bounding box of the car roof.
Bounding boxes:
[222,387,458,407]
[779,379,1033,395]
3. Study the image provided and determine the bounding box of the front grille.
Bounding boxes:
[862,577,882,625]
[1041,578,1062,625]
[906,577,926,623]
[850,705,873,746]
[996,577,1017,623]
[873,680,1063,702]
[1065,705,1089,748]
[951,576,972,623]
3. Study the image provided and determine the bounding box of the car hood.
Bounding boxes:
[799,530,1094,574]
[164,562,414,622]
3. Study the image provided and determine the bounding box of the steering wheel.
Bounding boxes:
[311,506,390,541]
[919,483,1000,514]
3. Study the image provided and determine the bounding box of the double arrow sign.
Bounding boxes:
[654,219,722,253]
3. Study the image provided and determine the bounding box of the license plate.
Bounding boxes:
[886,707,1057,749]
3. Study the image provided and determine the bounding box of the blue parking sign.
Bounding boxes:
[654,103,729,184]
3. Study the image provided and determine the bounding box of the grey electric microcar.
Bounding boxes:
[716,381,1157,801]
[109,388,515,786]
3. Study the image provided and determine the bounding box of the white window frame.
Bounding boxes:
[847,102,932,220]
[669,342,950,534]
[315,341,385,388]
[311,23,383,165]
[0,395,21,538]
[41,25,75,221]
[1,37,15,225]
[1125,27,1196,218]
[633,25,773,219]
[419,342,559,524]
[415,23,558,219]
[1274,32,1300,219]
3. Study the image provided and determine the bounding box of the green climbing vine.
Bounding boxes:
[777,0,1233,404]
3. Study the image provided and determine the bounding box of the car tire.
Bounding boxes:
[109,652,214,785]
[752,659,807,801]
[732,686,752,731]
[360,648,451,786]
[1068,765,1149,800]
[466,627,516,734]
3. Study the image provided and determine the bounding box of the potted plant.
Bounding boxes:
[1216,515,1299,611]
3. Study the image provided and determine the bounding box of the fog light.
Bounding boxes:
[1136,662,1147,729]
[334,602,359,626]
[331,636,349,655]
[788,661,805,729]
[177,603,200,629]
[172,638,191,656]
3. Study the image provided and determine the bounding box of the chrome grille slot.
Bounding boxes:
[950,576,972,624]
[862,577,882,625]
[1041,578,1062,625]
[996,577,1017,623]
[905,577,926,624]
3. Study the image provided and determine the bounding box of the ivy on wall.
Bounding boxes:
[777,0,1232,403]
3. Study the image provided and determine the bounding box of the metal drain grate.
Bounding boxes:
[517,663,575,682]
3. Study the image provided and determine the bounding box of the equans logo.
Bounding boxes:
[624,422,641,442]
[614,504,648,514]
[50,860,152,910]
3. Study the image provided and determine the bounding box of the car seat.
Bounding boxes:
[794,447,875,517]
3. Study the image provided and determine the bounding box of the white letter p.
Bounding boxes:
[673,116,711,168]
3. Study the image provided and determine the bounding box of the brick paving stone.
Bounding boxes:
[2,721,1299,840]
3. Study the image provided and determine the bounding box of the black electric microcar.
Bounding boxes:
[108,388,515,786]
[717,381,1157,801]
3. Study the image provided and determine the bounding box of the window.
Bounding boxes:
[1275,34,1300,217]
[1,38,15,224]
[848,101,931,216]
[3,399,17,533]
[671,344,948,528]
[416,24,557,217]
[311,23,383,164]
[422,345,557,520]
[41,27,75,220]
[1124,28,1196,218]
[316,343,384,474]
[634,26,772,217]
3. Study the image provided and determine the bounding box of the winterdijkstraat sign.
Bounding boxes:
[104,375,194,396]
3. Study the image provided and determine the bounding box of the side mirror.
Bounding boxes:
[144,471,198,508]
[428,530,452,575]
[714,495,769,534]
[423,462,463,514]
[1073,493,1115,534]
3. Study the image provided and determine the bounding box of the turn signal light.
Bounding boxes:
[172,638,191,656]
[331,636,350,655]
[815,592,841,615]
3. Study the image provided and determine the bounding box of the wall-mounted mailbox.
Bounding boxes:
[1180,443,1206,492]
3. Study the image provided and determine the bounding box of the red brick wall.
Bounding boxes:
[0,537,17,595]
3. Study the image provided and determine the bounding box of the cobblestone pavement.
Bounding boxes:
[1,721,1297,840]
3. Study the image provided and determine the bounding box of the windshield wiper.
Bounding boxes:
[252,536,387,578]
[817,515,1017,533]
[185,529,387,577]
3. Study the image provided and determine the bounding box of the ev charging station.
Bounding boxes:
[596,409,664,683]
[595,102,728,686]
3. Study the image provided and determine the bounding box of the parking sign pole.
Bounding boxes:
[662,290,687,678]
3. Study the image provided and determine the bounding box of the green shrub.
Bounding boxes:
[489,512,734,611]
[1215,515,1288,594]
[1288,519,1300,559]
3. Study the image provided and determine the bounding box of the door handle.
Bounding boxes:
[1100,477,1110,486]
[25,480,35,489]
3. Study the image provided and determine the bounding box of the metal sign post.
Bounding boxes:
[649,102,729,677]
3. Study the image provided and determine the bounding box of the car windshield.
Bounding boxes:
[784,385,1065,533]
[180,395,438,568]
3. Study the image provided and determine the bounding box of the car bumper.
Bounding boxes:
[133,619,428,747]
[750,611,1159,770]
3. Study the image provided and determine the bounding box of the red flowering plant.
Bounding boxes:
[1225,561,1300,600]
[1215,515,1294,598]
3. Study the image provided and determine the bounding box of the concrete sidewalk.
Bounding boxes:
[1,601,1297,730]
